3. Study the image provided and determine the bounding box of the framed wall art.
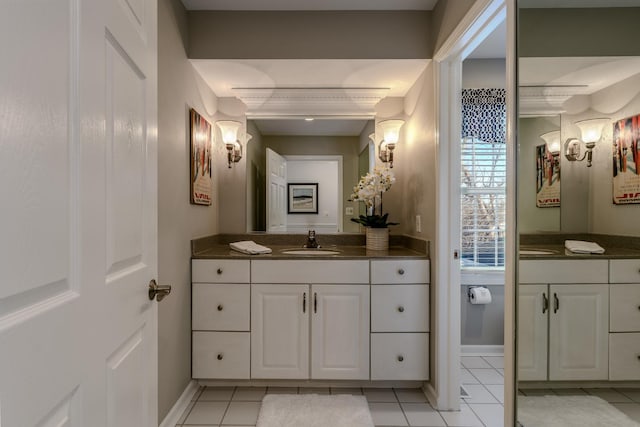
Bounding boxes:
[189,108,212,205]
[613,114,640,204]
[287,183,318,214]
[535,144,560,207]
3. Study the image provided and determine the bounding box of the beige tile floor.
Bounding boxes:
[175,356,506,427]
[175,355,640,426]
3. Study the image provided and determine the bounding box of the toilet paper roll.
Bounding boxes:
[469,287,492,305]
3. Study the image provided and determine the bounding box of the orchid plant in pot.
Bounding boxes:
[350,167,398,250]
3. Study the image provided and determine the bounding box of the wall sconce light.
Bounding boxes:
[216,120,243,168]
[377,119,405,168]
[540,130,561,167]
[564,118,609,167]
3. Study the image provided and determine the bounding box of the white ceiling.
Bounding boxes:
[519,57,640,90]
[191,59,430,98]
[252,118,369,136]
[182,0,438,10]
[467,20,506,59]
[519,57,640,115]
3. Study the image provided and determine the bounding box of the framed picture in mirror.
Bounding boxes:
[613,115,640,204]
[189,108,213,206]
[288,183,318,214]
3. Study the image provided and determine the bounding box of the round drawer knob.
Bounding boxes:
[217,353,224,360]
[217,304,224,311]
[217,268,223,275]
[398,306,405,313]
[637,355,640,361]
[398,269,405,275]
[397,355,404,362]
[637,305,640,311]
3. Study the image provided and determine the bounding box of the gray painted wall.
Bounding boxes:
[157,0,220,420]
[431,0,476,55]
[461,285,505,346]
[462,59,506,89]
[188,11,432,59]
[519,8,640,57]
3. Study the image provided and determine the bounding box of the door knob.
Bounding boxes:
[148,279,171,302]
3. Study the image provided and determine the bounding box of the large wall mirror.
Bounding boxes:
[516,2,640,425]
[245,118,375,233]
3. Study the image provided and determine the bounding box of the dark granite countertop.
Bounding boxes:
[192,233,429,260]
[519,234,640,260]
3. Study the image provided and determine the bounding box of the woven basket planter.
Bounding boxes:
[365,227,389,251]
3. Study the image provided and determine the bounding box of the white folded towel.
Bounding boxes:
[230,240,272,255]
[565,240,605,254]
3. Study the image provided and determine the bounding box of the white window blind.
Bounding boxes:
[461,137,506,268]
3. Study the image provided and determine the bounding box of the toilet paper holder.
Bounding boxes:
[468,286,492,304]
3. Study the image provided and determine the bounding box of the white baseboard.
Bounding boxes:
[159,380,199,427]
[461,345,504,356]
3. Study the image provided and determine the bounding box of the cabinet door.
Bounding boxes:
[311,285,370,380]
[549,284,609,381]
[518,284,549,381]
[251,284,309,379]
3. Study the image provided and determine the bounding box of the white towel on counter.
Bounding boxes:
[565,240,605,254]
[230,240,272,255]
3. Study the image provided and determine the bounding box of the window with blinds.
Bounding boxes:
[461,137,506,268]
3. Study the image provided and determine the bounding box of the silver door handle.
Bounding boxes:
[148,279,171,302]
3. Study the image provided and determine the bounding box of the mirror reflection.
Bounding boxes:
[517,115,561,233]
[516,2,640,426]
[246,118,374,233]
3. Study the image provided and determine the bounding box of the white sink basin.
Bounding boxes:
[281,249,341,255]
[520,249,557,255]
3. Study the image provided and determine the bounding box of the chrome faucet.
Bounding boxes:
[304,230,320,248]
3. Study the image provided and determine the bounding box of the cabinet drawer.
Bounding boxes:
[192,259,250,283]
[192,284,250,331]
[610,260,640,284]
[371,285,429,332]
[371,260,429,284]
[371,333,429,380]
[519,260,608,284]
[251,260,369,283]
[609,333,640,380]
[610,284,640,332]
[192,332,250,379]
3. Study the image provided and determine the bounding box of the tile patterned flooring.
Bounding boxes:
[175,356,506,427]
[174,354,640,426]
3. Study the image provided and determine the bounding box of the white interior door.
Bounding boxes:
[266,148,287,232]
[0,0,158,425]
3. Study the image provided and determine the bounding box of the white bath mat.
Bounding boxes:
[256,394,374,427]
[518,395,640,427]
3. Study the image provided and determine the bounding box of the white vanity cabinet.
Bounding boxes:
[370,259,430,380]
[250,284,309,379]
[609,259,640,380]
[250,260,370,380]
[192,257,430,382]
[517,284,548,381]
[192,260,251,379]
[518,260,609,381]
